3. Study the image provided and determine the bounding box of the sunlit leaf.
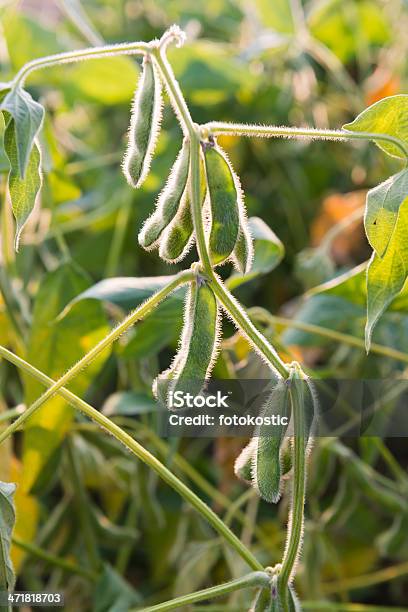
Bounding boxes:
[1,87,44,177]
[343,95,408,159]
[4,121,41,249]
[366,199,408,349]
[365,170,408,257]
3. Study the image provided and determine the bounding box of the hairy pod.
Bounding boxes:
[123,55,162,189]
[139,138,190,249]
[232,217,254,274]
[170,278,220,401]
[203,142,240,265]
[234,438,256,484]
[159,156,207,262]
[252,379,291,503]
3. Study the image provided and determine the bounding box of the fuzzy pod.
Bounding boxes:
[170,278,220,401]
[252,379,291,503]
[123,55,162,189]
[234,438,256,484]
[203,142,240,265]
[159,155,207,263]
[232,218,254,274]
[139,138,190,249]
[288,362,317,449]
[152,358,180,407]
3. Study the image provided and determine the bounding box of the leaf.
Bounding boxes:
[22,262,110,492]
[254,0,294,34]
[227,217,284,290]
[102,392,157,417]
[4,121,42,249]
[93,564,140,612]
[366,199,408,349]
[343,94,408,159]
[364,169,408,257]
[174,541,220,596]
[0,481,16,598]
[1,86,44,176]
[9,459,39,573]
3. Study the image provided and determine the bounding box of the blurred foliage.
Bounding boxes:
[0,0,408,610]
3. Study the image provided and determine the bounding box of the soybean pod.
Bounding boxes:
[123,55,162,189]
[203,141,240,265]
[171,277,220,400]
[139,138,190,249]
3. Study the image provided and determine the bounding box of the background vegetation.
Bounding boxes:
[0,0,408,609]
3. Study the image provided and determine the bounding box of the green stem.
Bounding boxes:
[0,405,25,424]
[12,535,97,582]
[209,273,288,378]
[133,572,270,612]
[278,377,307,609]
[13,41,151,87]
[250,308,408,365]
[0,345,263,572]
[204,122,408,159]
[0,270,193,445]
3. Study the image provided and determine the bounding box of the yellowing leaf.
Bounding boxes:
[343,95,408,159]
[10,458,39,572]
[22,262,110,492]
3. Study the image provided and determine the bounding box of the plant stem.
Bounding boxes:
[0,345,263,572]
[13,41,151,87]
[204,122,408,159]
[209,273,288,378]
[0,270,193,445]
[322,560,408,595]
[278,378,307,609]
[0,405,25,424]
[133,572,270,612]
[12,535,97,581]
[249,308,408,365]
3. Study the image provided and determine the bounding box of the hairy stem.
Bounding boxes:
[204,122,408,159]
[278,380,307,609]
[0,271,193,445]
[209,273,288,378]
[13,41,150,87]
[0,345,263,572]
[134,572,270,612]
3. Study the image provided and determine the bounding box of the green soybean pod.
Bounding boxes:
[203,142,240,265]
[123,55,162,189]
[232,218,254,274]
[253,379,291,503]
[171,278,220,399]
[234,438,256,484]
[139,138,190,249]
[159,156,207,262]
[153,358,180,407]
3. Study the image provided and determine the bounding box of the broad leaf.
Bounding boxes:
[227,217,284,290]
[93,564,140,612]
[102,392,157,416]
[67,275,185,357]
[1,86,44,177]
[23,262,110,492]
[4,120,41,249]
[366,199,408,349]
[365,170,408,257]
[343,95,408,159]
[0,481,16,598]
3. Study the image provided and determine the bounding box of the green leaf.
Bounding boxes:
[366,199,408,349]
[364,170,408,257]
[22,262,110,492]
[227,217,284,289]
[0,482,16,600]
[93,564,140,612]
[1,87,44,176]
[343,94,408,159]
[254,0,294,33]
[4,120,41,249]
[102,392,157,416]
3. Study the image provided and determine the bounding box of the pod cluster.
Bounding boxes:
[234,364,316,504]
[122,56,253,270]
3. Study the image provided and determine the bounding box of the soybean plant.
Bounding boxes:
[1,24,407,612]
